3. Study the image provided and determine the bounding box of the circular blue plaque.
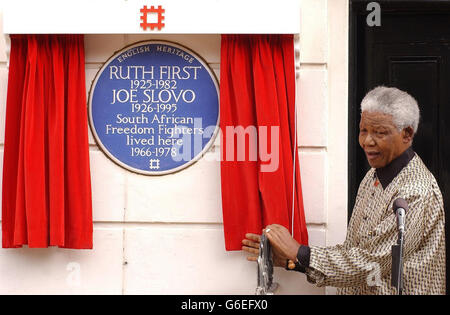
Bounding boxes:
[89,41,219,175]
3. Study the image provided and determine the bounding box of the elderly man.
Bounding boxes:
[243,86,446,295]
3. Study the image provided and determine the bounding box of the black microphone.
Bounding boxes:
[393,198,408,233]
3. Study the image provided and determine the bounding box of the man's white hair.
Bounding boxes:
[360,86,420,134]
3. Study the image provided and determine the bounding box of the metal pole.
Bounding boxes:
[391,231,404,295]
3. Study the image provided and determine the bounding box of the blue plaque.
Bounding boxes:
[89,41,220,175]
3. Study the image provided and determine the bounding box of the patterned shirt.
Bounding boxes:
[304,149,446,294]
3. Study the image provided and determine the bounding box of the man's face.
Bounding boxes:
[359,111,411,168]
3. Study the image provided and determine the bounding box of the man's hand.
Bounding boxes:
[242,233,287,267]
[264,224,301,261]
[242,233,261,262]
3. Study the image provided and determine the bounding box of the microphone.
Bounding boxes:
[392,198,408,294]
[393,198,408,233]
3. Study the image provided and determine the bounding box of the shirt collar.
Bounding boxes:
[375,146,415,189]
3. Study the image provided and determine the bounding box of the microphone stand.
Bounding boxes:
[391,228,404,295]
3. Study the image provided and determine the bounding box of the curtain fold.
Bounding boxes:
[220,34,308,251]
[2,35,93,249]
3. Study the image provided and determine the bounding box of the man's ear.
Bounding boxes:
[402,127,414,144]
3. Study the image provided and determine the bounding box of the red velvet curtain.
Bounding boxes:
[2,35,93,249]
[220,35,308,251]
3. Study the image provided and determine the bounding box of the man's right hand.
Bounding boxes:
[242,233,261,262]
[241,233,286,267]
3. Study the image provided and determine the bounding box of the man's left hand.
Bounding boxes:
[264,224,301,261]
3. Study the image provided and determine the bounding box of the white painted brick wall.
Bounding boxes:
[298,68,328,147]
[0,67,6,144]
[299,150,327,224]
[0,228,124,294]
[300,0,328,64]
[125,152,222,223]
[0,0,349,295]
[90,151,127,222]
[84,35,127,64]
[0,10,5,64]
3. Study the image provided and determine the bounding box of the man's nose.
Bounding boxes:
[364,133,376,146]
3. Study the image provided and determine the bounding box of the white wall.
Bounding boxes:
[0,0,348,294]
